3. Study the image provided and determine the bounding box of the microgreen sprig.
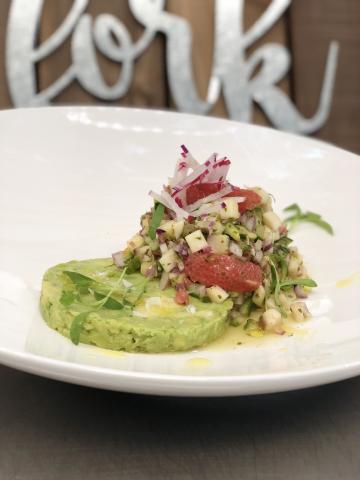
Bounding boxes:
[283,203,333,235]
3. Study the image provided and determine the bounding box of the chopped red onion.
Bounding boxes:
[295,285,308,299]
[263,240,273,252]
[253,250,263,264]
[144,265,156,278]
[178,244,189,257]
[112,250,125,267]
[229,241,243,258]
[245,216,256,232]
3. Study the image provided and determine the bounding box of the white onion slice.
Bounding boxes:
[169,158,189,187]
[160,191,189,219]
[149,190,189,220]
[206,156,231,183]
[180,144,200,168]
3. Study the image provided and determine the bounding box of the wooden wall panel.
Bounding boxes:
[290,0,360,153]
[0,0,12,108]
[0,0,359,153]
[167,0,290,125]
[37,0,167,108]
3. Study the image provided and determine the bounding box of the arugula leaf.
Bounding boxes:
[240,297,253,317]
[280,278,317,289]
[283,204,334,235]
[125,256,141,274]
[63,271,94,287]
[267,256,281,308]
[275,236,293,248]
[70,311,92,345]
[270,253,288,281]
[224,223,257,241]
[93,291,124,310]
[149,202,165,240]
[302,212,333,235]
[284,203,301,216]
[59,291,76,307]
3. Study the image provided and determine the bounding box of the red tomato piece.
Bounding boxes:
[184,253,263,293]
[186,182,222,205]
[185,182,261,213]
[227,187,262,213]
[175,285,189,305]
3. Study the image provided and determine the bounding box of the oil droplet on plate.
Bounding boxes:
[336,272,360,289]
[185,357,211,370]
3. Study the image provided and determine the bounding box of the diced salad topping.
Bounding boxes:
[113,146,319,334]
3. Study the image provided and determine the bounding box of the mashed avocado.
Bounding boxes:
[40,258,233,353]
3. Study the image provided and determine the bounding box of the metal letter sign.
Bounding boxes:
[5,0,339,134]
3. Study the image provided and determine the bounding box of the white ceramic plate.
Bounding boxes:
[1,106,359,397]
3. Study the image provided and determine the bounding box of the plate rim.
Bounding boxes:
[1,105,359,395]
[1,105,358,161]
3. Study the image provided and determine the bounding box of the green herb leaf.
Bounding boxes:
[302,212,334,235]
[59,291,76,307]
[280,278,317,289]
[284,203,301,216]
[125,256,141,274]
[267,257,281,307]
[149,202,165,240]
[283,204,334,235]
[70,311,92,345]
[275,236,293,248]
[240,297,253,317]
[224,223,257,241]
[63,271,94,287]
[93,291,124,310]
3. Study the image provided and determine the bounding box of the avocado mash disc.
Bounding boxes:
[40,258,233,353]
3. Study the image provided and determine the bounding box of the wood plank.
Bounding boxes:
[0,0,12,108]
[167,0,290,126]
[290,0,360,153]
[37,0,167,108]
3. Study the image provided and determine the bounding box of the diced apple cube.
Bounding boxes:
[263,211,282,231]
[207,234,230,254]
[159,248,179,272]
[260,308,283,333]
[160,220,185,240]
[185,230,208,253]
[206,285,229,303]
[219,198,239,220]
[173,220,185,239]
[251,187,269,205]
[159,220,174,237]
[127,234,144,251]
[135,245,151,260]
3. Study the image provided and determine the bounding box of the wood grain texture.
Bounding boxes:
[167,0,290,124]
[290,0,360,153]
[0,0,12,108]
[0,0,359,152]
[37,0,167,108]
[0,364,360,479]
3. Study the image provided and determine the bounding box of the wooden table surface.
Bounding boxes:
[1,365,359,479]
